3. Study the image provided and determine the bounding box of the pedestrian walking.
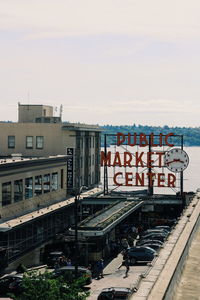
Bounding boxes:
[118,252,130,277]
[96,259,104,279]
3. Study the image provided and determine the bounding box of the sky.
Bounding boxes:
[0,0,200,127]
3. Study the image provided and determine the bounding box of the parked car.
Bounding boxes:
[141,233,166,242]
[46,251,64,267]
[125,246,156,264]
[138,243,161,251]
[142,229,169,236]
[97,287,132,300]
[0,274,23,296]
[154,226,171,232]
[53,266,92,285]
[136,239,163,246]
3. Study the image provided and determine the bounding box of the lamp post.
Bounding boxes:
[74,187,80,279]
[74,185,86,279]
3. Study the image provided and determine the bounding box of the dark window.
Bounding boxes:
[8,136,15,148]
[2,182,12,206]
[25,177,33,199]
[35,175,42,195]
[61,169,63,189]
[52,172,58,191]
[80,157,83,168]
[80,138,83,148]
[43,174,50,193]
[26,136,33,149]
[14,179,23,202]
[36,136,44,149]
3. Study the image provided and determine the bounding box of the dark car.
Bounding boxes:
[46,251,64,267]
[53,266,92,285]
[0,274,23,296]
[97,287,132,300]
[142,229,169,236]
[125,246,156,264]
[141,233,166,242]
[138,243,161,251]
[154,226,171,232]
[136,239,163,246]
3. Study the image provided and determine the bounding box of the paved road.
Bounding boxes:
[87,253,148,300]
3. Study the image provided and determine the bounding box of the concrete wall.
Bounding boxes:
[146,193,200,300]
[0,123,63,157]
[18,104,53,122]
[164,212,200,299]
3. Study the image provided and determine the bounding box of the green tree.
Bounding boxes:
[11,271,89,300]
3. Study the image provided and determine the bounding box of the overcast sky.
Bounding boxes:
[0,0,200,126]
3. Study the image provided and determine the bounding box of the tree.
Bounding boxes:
[11,271,89,300]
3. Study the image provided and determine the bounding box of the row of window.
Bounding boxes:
[1,172,60,206]
[8,135,99,150]
[79,154,95,168]
[8,136,44,149]
[77,136,98,149]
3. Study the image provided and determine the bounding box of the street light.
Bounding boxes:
[74,185,87,279]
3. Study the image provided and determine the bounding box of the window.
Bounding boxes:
[92,137,95,148]
[36,136,44,149]
[35,175,42,195]
[26,136,33,149]
[80,138,83,148]
[25,177,33,199]
[2,182,12,206]
[14,179,23,202]
[92,154,94,165]
[92,172,95,183]
[61,169,63,189]
[8,136,15,148]
[52,172,58,191]
[80,157,83,168]
[43,174,50,193]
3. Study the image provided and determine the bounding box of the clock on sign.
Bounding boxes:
[164,148,189,173]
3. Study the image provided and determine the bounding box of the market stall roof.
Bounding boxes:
[68,199,143,237]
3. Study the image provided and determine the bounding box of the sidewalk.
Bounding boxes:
[87,253,147,300]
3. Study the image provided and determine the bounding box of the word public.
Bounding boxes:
[101,132,176,188]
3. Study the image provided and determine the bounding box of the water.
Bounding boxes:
[101,146,200,194]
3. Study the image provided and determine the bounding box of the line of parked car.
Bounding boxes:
[124,225,171,265]
[97,225,173,299]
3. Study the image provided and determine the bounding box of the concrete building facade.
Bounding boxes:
[0,156,67,221]
[0,156,76,269]
[0,104,102,192]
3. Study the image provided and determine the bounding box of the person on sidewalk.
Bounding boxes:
[118,252,130,277]
[96,259,104,279]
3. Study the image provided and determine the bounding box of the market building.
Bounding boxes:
[0,103,102,271]
[0,103,102,192]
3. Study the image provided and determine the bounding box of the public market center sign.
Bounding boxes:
[101,133,189,188]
